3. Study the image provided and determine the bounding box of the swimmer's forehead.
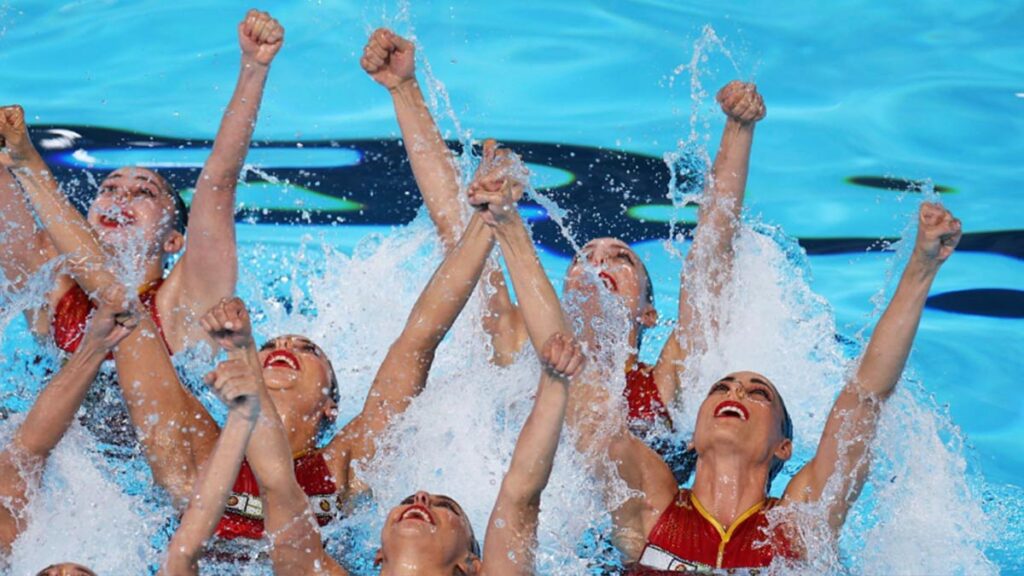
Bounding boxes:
[103,167,171,192]
[715,372,780,394]
[582,237,635,253]
[36,564,97,576]
[262,334,329,357]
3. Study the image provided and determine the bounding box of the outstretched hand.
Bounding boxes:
[204,358,261,422]
[915,202,962,265]
[361,28,416,90]
[717,81,766,125]
[81,284,139,352]
[467,139,529,226]
[0,105,38,167]
[540,333,585,380]
[239,9,284,67]
[200,297,255,352]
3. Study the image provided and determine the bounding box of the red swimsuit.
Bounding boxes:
[623,362,673,434]
[52,280,168,355]
[215,452,340,540]
[629,489,796,573]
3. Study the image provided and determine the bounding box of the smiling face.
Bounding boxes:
[692,371,792,473]
[378,491,479,573]
[564,237,655,331]
[86,167,183,256]
[257,335,337,446]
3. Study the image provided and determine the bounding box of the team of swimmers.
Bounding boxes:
[0,9,963,575]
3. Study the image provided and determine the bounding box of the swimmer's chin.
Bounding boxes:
[262,371,299,390]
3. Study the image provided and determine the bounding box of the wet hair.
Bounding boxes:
[768,392,795,486]
[148,170,188,235]
[167,183,189,235]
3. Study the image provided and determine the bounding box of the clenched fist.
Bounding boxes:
[361,28,415,91]
[0,105,37,167]
[467,139,530,227]
[239,9,284,67]
[915,202,962,265]
[200,297,255,352]
[717,81,766,125]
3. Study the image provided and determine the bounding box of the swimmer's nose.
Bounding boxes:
[413,491,431,507]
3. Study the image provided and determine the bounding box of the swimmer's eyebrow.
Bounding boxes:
[435,495,464,516]
[749,377,777,397]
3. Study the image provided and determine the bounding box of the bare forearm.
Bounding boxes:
[13,340,106,459]
[12,158,114,292]
[391,79,464,247]
[400,212,494,349]
[855,255,938,397]
[0,167,56,289]
[494,212,569,348]
[233,348,302,497]
[199,61,269,186]
[500,373,568,504]
[166,411,254,569]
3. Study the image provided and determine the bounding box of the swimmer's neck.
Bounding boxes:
[691,453,771,528]
[378,557,462,576]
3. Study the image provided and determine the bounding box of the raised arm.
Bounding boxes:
[198,298,347,575]
[653,81,765,406]
[172,10,283,309]
[785,203,962,530]
[362,27,463,247]
[362,32,528,363]
[160,352,260,576]
[482,334,583,575]
[0,285,136,552]
[0,166,57,293]
[329,208,496,482]
[0,105,115,293]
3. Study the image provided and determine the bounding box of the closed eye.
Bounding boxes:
[751,388,772,401]
[709,382,730,395]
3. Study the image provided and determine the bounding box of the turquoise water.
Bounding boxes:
[0,0,1022,573]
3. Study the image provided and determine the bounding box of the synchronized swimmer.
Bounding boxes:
[0,9,963,576]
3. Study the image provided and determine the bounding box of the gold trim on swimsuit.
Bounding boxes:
[689,492,766,569]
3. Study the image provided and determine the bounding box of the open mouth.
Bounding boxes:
[399,504,435,525]
[598,271,618,292]
[263,349,301,371]
[714,400,749,421]
[97,211,136,228]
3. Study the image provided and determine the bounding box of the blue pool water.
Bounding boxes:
[0,0,1021,573]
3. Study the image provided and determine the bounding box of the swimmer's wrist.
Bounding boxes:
[388,77,420,96]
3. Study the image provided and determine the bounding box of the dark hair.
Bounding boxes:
[168,184,189,235]
[767,393,794,488]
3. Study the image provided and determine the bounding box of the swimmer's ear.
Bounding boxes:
[456,554,482,576]
[162,230,185,256]
[639,305,658,329]
[774,438,793,462]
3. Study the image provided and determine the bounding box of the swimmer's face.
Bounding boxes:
[564,237,654,322]
[378,491,479,573]
[692,371,792,467]
[87,167,182,256]
[258,335,337,434]
[35,563,97,576]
